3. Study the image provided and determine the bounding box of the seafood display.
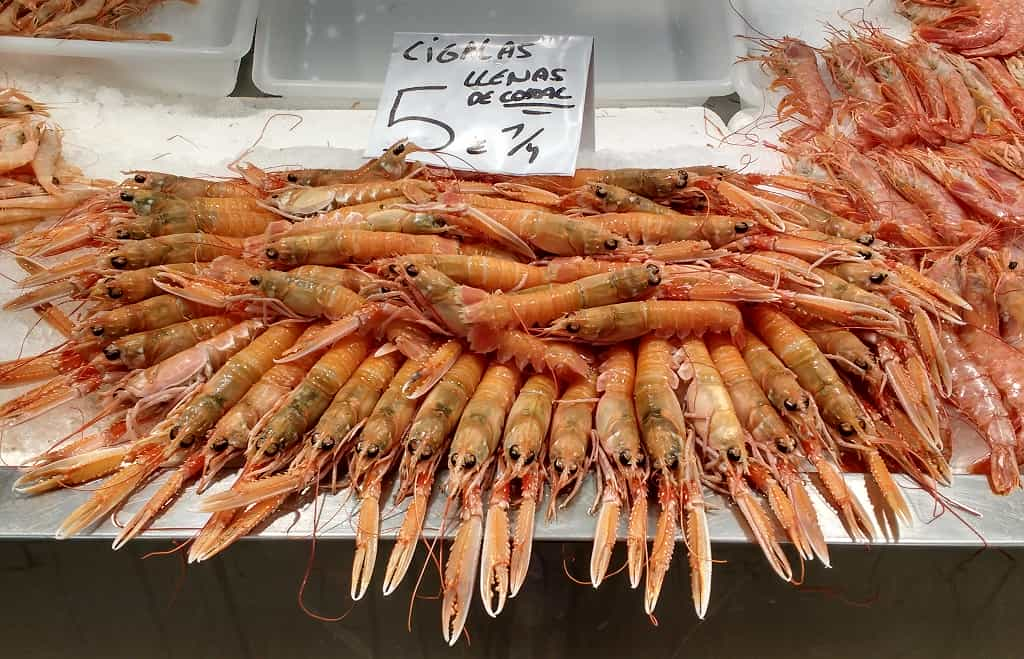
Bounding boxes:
[0,0,193,41]
[5,0,1024,646]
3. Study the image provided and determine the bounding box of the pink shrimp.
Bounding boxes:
[948,53,1022,133]
[916,0,1007,51]
[961,327,1024,462]
[929,251,1020,493]
[853,29,942,144]
[973,58,1024,118]
[870,148,988,244]
[748,38,834,142]
[824,39,916,147]
[905,42,976,142]
[825,139,940,246]
[903,146,1024,225]
[940,329,1020,493]
[961,1,1024,56]
[899,41,949,130]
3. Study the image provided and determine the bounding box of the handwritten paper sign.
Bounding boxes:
[367,33,595,175]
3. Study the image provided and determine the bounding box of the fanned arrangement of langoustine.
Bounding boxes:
[0,0,194,41]
[0,131,973,643]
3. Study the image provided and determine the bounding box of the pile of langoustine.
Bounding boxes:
[0,79,1015,644]
[0,139,977,642]
[0,0,194,42]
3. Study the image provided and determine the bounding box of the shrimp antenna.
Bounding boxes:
[230,113,304,174]
[422,147,481,177]
[297,479,355,622]
[728,0,773,39]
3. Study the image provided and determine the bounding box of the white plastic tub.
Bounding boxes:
[252,0,742,106]
[0,0,260,97]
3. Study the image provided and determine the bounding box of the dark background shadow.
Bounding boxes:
[2,540,1021,658]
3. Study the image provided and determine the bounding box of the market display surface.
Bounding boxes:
[3,0,1024,646]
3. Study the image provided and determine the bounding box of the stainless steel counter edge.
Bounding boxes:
[0,467,1020,546]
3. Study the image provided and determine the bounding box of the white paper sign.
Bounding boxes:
[367,33,595,175]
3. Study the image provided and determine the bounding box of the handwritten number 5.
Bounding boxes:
[387,86,455,152]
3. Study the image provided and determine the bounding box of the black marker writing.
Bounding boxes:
[403,37,535,63]
[466,90,493,106]
[503,123,543,164]
[499,87,572,104]
[387,85,455,151]
[463,67,566,88]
